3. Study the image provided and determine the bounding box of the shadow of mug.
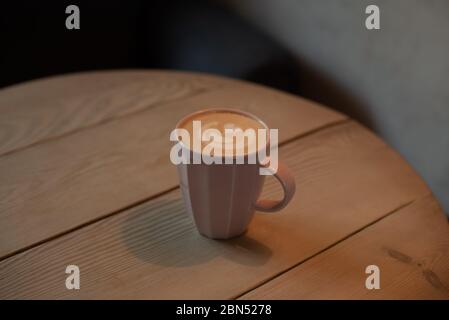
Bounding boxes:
[121,196,272,268]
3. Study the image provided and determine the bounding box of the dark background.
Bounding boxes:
[0,0,299,92]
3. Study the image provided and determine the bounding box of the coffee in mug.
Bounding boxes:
[172,108,296,239]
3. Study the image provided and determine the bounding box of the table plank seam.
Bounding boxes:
[232,192,432,299]
[0,85,225,158]
[0,185,180,262]
[274,117,350,148]
[0,117,351,262]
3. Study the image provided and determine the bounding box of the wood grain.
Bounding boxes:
[0,70,229,156]
[0,122,432,299]
[0,79,345,259]
[241,195,449,300]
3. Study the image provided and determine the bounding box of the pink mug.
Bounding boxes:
[174,108,296,239]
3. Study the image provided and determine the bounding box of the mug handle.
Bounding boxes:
[254,160,296,212]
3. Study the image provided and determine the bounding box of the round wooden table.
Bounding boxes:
[0,70,448,299]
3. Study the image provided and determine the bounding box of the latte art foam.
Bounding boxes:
[179,111,266,156]
[171,109,279,175]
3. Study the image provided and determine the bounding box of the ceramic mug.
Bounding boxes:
[174,108,296,239]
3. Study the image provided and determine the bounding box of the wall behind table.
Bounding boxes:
[225,0,449,214]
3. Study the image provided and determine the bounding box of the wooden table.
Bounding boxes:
[0,70,448,300]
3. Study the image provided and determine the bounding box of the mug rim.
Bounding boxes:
[175,108,270,158]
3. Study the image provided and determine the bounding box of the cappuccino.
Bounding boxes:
[178,110,266,156]
[171,108,294,239]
